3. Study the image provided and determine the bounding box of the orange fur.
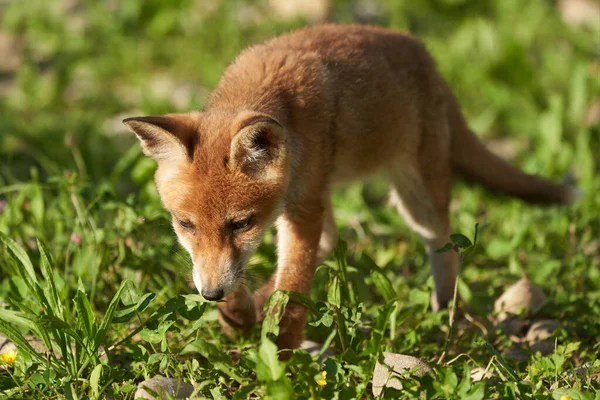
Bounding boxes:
[124,24,577,358]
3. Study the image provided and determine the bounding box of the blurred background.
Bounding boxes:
[0,0,598,318]
[1,0,598,187]
[0,2,599,397]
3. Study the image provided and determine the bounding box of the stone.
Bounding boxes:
[299,340,334,362]
[503,344,530,362]
[134,376,194,400]
[526,319,560,355]
[494,276,546,322]
[498,315,526,336]
[526,320,560,343]
[470,367,492,382]
[372,352,433,397]
[566,362,593,379]
[530,340,555,356]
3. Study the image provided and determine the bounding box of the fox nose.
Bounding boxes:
[202,288,224,301]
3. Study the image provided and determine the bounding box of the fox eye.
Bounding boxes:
[177,218,195,232]
[230,216,253,233]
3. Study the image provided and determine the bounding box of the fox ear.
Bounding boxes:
[123,115,196,162]
[230,115,286,178]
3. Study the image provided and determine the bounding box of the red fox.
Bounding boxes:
[124,24,578,357]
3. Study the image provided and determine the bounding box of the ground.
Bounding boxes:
[0,0,599,399]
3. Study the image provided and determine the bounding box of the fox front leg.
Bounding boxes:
[272,206,323,359]
[253,198,335,322]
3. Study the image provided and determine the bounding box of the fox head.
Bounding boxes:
[124,111,289,300]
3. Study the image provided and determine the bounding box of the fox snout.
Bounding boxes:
[201,287,224,301]
[192,267,225,301]
[191,255,243,301]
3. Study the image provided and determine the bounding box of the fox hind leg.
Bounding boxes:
[316,198,337,265]
[387,154,458,311]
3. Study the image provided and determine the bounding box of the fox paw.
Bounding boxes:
[216,288,257,337]
[275,302,308,360]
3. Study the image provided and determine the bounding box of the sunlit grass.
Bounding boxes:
[0,0,598,398]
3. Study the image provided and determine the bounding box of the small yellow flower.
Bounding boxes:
[316,370,327,386]
[1,349,17,365]
[560,395,572,400]
[530,366,537,374]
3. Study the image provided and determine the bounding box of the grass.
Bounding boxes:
[0,0,599,398]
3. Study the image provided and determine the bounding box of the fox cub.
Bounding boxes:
[124,24,577,357]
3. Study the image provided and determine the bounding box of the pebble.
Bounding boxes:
[372,352,433,397]
[470,367,493,382]
[299,340,334,362]
[494,276,546,335]
[526,319,560,355]
[135,376,194,400]
[494,276,547,317]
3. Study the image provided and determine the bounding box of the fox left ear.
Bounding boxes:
[123,114,196,162]
[230,115,287,178]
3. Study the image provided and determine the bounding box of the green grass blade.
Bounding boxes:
[39,315,96,364]
[0,309,39,333]
[334,240,353,304]
[362,254,397,301]
[370,268,397,302]
[107,295,185,352]
[484,342,520,382]
[327,274,341,308]
[0,231,38,287]
[36,239,64,318]
[94,280,128,350]
[89,364,103,399]
[0,320,46,364]
[76,290,97,339]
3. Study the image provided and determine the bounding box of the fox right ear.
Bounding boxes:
[229,115,287,178]
[123,115,195,162]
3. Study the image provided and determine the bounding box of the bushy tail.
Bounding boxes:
[446,91,579,204]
